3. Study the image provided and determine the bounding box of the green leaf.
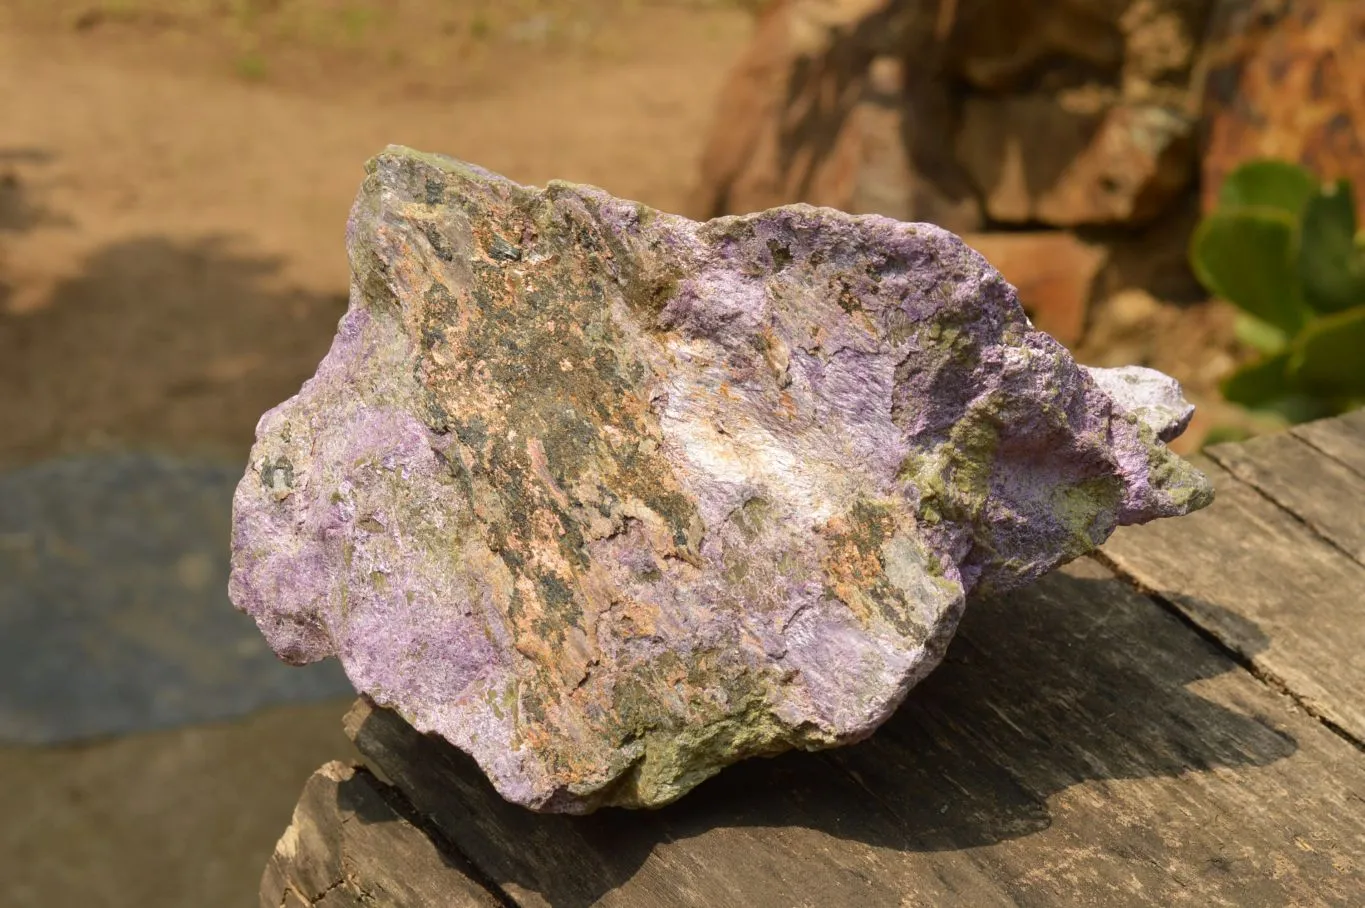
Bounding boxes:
[1288,305,1365,396]
[1298,179,1365,313]
[1259,394,1340,423]
[1190,209,1309,334]
[1219,355,1333,422]
[1220,351,1295,407]
[1233,312,1288,354]
[1217,159,1318,215]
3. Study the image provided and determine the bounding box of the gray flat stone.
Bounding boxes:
[0,451,352,744]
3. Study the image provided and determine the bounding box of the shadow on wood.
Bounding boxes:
[260,761,504,908]
[338,558,1307,907]
[1103,442,1365,744]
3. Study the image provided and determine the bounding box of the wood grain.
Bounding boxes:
[1293,408,1365,479]
[1207,430,1365,566]
[345,557,1365,907]
[1102,455,1365,743]
[259,761,501,908]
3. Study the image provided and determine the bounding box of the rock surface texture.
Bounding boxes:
[230,147,1212,813]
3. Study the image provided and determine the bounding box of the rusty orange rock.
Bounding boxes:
[1201,0,1365,214]
[694,0,1214,231]
[690,0,981,231]
[957,96,1197,226]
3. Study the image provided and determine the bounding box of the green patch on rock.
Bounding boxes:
[594,648,795,807]
[1047,474,1125,550]
[729,496,773,541]
[1136,422,1216,512]
[899,401,1003,530]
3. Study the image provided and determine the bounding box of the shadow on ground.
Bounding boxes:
[0,177,355,741]
[0,233,349,467]
[0,148,58,234]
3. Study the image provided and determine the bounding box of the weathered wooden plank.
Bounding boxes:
[1206,429,1365,565]
[259,761,502,908]
[1101,455,1365,743]
[346,557,1365,907]
[1292,407,1365,479]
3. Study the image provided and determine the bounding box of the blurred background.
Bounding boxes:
[1,0,1360,905]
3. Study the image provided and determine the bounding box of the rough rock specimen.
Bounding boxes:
[230,146,1213,813]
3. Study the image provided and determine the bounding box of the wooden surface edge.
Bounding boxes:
[259,759,505,908]
[1291,408,1365,480]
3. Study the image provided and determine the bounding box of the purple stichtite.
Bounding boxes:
[229,146,1212,813]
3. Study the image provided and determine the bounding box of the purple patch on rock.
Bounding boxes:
[229,146,1213,813]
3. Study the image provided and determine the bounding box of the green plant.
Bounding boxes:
[1190,159,1365,422]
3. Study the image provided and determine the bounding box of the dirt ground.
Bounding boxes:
[0,0,753,470]
[0,3,752,906]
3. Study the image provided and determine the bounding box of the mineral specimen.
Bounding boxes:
[229,146,1213,813]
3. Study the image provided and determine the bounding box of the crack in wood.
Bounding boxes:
[1290,429,1365,484]
[1205,444,1365,571]
[1093,547,1365,755]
